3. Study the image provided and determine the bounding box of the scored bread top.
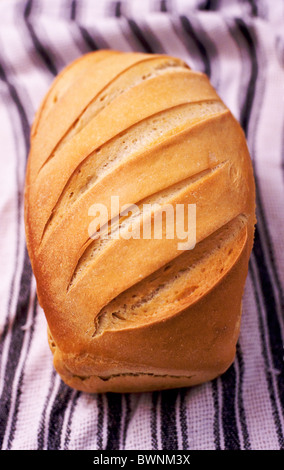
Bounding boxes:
[25,50,256,365]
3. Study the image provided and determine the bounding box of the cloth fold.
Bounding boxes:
[0,0,283,450]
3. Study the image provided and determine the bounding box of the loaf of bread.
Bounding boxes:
[24,50,256,393]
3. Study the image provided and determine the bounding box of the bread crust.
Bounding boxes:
[25,51,256,393]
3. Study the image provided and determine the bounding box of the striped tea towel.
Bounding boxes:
[0,0,283,450]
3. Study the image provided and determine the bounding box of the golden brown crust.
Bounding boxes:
[25,50,256,393]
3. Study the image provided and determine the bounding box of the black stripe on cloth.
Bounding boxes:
[160,0,168,13]
[76,26,99,51]
[29,0,66,73]
[63,390,81,450]
[187,14,219,89]
[198,0,213,10]
[127,19,155,54]
[234,18,257,140]
[0,58,32,449]
[70,0,110,52]
[23,0,57,76]
[70,0,76,20]
[0,63,30,153]
[254,197,284,339]
[114,1,122,17]
[105,393,123,450]
[235,343,251,449]
[0,54,30,365]
[179,15,211,78]
[211,378,221,449]
[116,17,144,53]
[179,389,189,450]
[67,4,93,55]
[122,394,132,449]
[252,230,284,438]
[249,259,284,449]
[82,25,110,51]
[220,364,241,450]
[218,336,250,448]
[37,370,58,449]
[6,296,38,449]
[248,0,258,17]
[117,13,165,59]
[0,249,32,449]
[160,389,179,450]
[151,392,159,450]
[135,21,166,54]
[96,393,104,450]
[0,112,20,361]
[46,381,74,450]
